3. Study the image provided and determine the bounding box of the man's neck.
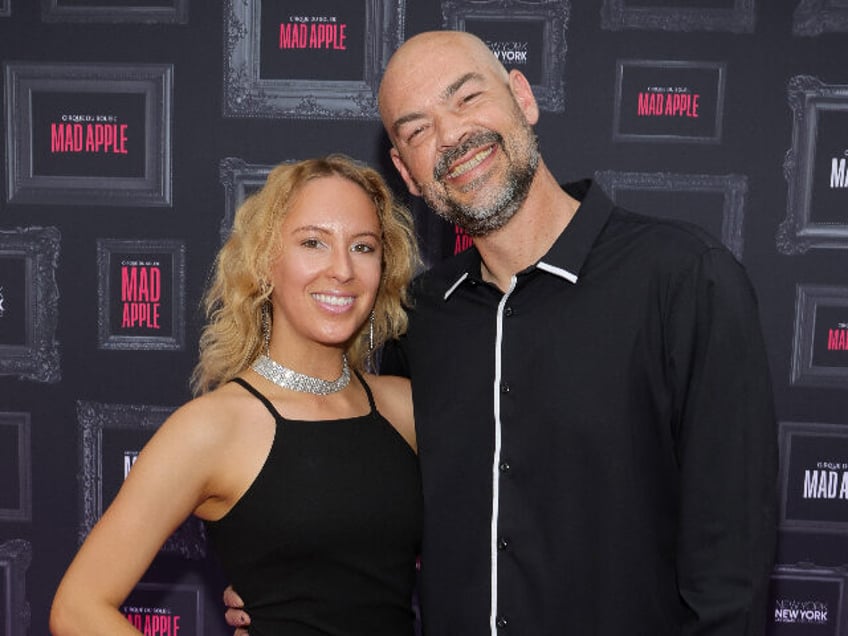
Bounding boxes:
[474,163,580,292]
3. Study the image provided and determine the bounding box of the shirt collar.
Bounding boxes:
[442,179,613,300]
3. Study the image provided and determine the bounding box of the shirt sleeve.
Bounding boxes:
[379,335,411,378]
[666,247,778,635]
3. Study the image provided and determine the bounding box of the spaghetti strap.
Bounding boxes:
[230,377,283,420]
[354,370,377,414]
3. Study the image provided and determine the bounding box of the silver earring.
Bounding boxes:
[261,302,272,354]
[368,310,375,353]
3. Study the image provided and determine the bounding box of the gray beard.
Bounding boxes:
[419,129,540,237]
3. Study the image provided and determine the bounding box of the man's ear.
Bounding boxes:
[390,146,422,197]
[508,69,539,126]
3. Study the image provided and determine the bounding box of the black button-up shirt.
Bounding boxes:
[383,180,777,635]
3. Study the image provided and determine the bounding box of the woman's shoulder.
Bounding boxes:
[165,378,264,444]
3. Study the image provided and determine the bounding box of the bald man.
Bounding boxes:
[227,31,777,635]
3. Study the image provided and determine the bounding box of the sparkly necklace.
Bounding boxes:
[251,354,351,396]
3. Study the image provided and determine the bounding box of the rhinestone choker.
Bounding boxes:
[251,354,351,396]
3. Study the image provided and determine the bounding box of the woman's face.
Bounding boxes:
[268,174,383,357]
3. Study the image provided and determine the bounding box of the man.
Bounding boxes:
[227,30,777,635]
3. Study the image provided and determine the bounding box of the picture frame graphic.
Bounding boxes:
[0,540,31,636]
[442,0,570,113]
[613,59,726,144]
[222,0,404,119]
[0,412,31,523]
[769,562,848,634]
[4,61,173,206]
[218,157,277,243]
[778,421,848,534]
[777,75,848,254]
[790,284,848,387]
[593,170,747,261]
[41,0,189,23]
[0,0,10,18]
[600,0,755,33]
[121,582,204,635]
[76,401,206,559]
[0,226,61,383]
[96,238,186,351]
[794,0,848,35]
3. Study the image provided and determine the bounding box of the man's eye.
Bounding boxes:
[461,91,481,104]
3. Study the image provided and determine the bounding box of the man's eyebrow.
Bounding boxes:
[442,72,483,101]
[391,72,485,136]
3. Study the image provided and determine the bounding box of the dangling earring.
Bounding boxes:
[261,301,272,355]
[368,310,375,354]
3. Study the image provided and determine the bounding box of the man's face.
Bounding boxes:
[380,41,540,237]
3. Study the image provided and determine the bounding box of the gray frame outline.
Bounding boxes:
[122,582,204,633]
[76,401,206,559]
[593,170,747,261]
[96,238,186,351]
[777,75,848,254]
[442,0,570,113]
[601,0,755,32]
[0,0,9,17]
[0,413,31,523]
[613,59,726,144]
[223,0,405,119]
[218,157,278,243]
[778,421,848,535]
[4,61,173,206]
[0,226,61,383]
[790,284,848,387]
[41,0,188,23]
[0,540,31,636]
[794,0,848,35]
[770,562,848,632]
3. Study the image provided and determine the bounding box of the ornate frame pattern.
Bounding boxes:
[777,75,848,254]
[218,157,278,243]
[0,227,61,383]
[41,0,188,23]
[593,170,747,261]
[601,0,755,32]
[223,0,405,119]
[778,421,848,534]
[96,238,186,351]
[613,59,726,144]
[794,0,848,35]
[76,401,206,559]
[790,284,848,387]
[0,412,31,523]
[442,0,570,113]
[4,61,173,206]
[0,540,31,636]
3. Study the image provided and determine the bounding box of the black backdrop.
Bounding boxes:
[1,2,848,634]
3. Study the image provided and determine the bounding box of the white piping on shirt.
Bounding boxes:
[490,274,517,636]
[536,260,579,283]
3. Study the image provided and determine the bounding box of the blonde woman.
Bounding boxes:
[50,155,422,636]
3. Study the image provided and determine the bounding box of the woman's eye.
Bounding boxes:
[301,238,322,248]
[351,243,376,254]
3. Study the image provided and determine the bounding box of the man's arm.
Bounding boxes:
[667,248,778,635]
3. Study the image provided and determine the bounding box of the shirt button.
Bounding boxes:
[499,461,511,473]
[497,537,510,550]
[500,382,510,393]
[496,616,508,629]
[504,306,513,317]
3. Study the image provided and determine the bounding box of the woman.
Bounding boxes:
[50,155,423,636]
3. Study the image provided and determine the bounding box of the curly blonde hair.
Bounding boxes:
[191,154,419,395]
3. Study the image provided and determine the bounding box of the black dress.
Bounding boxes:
[204,373,422,636]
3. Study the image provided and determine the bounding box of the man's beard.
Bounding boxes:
[417,120,540,237]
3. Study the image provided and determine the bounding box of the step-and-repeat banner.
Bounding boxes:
[1,1,847,634]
